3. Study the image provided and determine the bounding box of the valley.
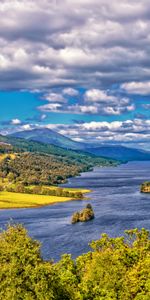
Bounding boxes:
[0,134,114,209]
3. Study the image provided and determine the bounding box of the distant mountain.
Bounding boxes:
[9,128,85,150]
[0,134,116,168]
[8,129,150,161]
[86,145,150,161]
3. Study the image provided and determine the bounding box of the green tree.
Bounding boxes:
[0,225,71,300]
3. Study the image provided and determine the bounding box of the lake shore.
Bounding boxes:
[0,188,91,209]
[0,162,150,261]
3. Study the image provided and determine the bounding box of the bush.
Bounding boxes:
[0,225,71,300]
[15,183,25,193]
[0,226,150,299]
[0,184,4,191]
[71,204,94,224]
[71,212,80,224]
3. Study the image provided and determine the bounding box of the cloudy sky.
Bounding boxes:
[0,0,150,149]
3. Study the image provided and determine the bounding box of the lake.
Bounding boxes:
[0,161,150,261]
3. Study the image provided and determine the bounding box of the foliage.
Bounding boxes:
[0,152,87,186]
[71,203,94,223]
[0,134,118,170]
[141,182,150,193]
[5,184,85,199]
[0,226,150,299]
[0,143,12,154]
[0,224,70,300]
[0,145,116,188]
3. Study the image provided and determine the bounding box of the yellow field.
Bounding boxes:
[0,190,90,209]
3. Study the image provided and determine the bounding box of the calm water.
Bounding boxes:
[0,161,150,261]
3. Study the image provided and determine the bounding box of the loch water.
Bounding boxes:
[0,161,150,261]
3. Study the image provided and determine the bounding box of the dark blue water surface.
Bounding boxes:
[0,161,150,261]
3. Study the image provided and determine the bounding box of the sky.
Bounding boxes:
[0,0,150,149]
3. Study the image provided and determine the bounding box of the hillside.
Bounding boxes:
[10,128,84,150]
[86,145,150,161]
[0,135,117,188]
[9,128,150,161]
[0,134,116,167]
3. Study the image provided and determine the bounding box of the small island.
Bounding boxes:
[141,182,150,193]
[71,203,95,224]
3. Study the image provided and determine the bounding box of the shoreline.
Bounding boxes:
[0,162,119,210]
[0,189,91,210]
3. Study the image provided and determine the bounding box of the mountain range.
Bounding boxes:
[10,128,83,150]
[9,128,150,161]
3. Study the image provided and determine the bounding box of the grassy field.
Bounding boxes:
[0,189,90,209]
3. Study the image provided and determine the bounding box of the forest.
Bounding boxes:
[0,135,117,167]
[0,136,117,188]
[0,152,88,186]
[0,224,150,300]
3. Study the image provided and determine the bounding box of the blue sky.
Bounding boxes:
[1,90,149,125]
[0,0,150,149]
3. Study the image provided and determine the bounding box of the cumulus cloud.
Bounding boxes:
[11,118,21,125]
[38,103,62,112]
[38,88,135,116]
[1,0,150,91]
[63,88,79,96]
[42,92,66,103]
[84,89,117,102]
[1,118,150,150]
[53,119,150,148]
[1,0,150,149]
[121,81,150,95]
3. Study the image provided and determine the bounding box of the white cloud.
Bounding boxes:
[11,118,21,125]
[38,103,62,112]
[0,0,150,91]
[50,119,150,149]
[74,105,99,114]
[63,88,79,96]
[84,89,116,102]
[42,92,66,103]
[0,0,150,150]
[21,124,33,131]
[122,81,150,95]
[2,118,150,150]
[40,114,47,120]
[38,88,135,116]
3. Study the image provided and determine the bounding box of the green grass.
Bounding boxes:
[0,189,90,209]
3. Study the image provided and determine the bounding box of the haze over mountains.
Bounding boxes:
[9,128,150,161]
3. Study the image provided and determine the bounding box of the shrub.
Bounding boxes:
[71,204,94,224]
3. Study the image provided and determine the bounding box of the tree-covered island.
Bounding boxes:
[71,203,94,223]
[141,182,150,193]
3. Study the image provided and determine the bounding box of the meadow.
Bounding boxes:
[0,151,91,209]
[0,188,90,209]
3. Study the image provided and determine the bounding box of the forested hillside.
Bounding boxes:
[0,134,117,165]
[0,152,88,186]
[0,225,150,300]
[0,135,118,186]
